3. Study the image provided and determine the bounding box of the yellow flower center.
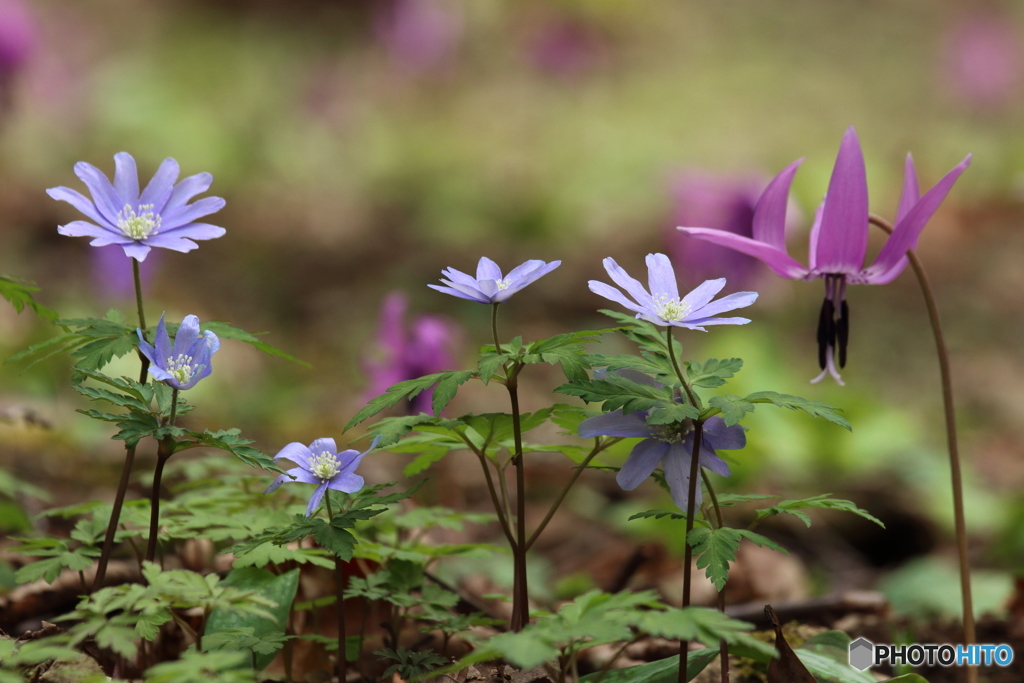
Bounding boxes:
[117,203,160,240]
[653,294,691,322]
[495,278,512,290]
[165,354,194,385]
[310,451,341,481]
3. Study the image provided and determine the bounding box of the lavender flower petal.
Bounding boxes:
[616,438,669,490]
[578,409,651,439]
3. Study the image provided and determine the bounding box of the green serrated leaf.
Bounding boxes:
[197,321,309,367]
[0,273,59,321]
[347,371,477,430]
[555,375,675,414]
[754,494,884,528]
[686,358,743,388]
[707,395,754,426]
[743,391,851,431]
[431,370,476,416]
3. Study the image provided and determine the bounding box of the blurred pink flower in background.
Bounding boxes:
[524,14,607,77]
[665,171,792,289]
[90,244,161,301]
[364,291,461,414]
[0,0,35,112]
[941,11,1023,109]
[374,0,463,74]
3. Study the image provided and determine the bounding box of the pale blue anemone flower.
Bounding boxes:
[429,256,561,304]
[578,370,744,512]
[47,152,226,262]
[265,435,381,516]
[589,253,757,330]
[678,127,970,383]
[137,314,220,390]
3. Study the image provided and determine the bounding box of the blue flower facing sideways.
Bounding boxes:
[265,435,382,516]
[48,152,226,262]
[578,370,745,512]
[589,253,758,329]
[137,314,220,390]
[428,256,561,304]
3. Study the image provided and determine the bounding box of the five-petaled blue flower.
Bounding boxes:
[577,371,744,512]
[265,435,381,517]
[589,253,758,330]
[47,152,226,262]
[428,256,561,304]
[137,314,220,390]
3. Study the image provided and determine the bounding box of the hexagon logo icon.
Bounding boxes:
[848,637,874,671]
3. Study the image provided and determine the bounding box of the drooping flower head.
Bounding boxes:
[47,152,226,262]
[942,12,1023,110]
[137,314,220,390]
[265,435,381,517]
[588,253,757,330]
[375,0,463,74]
[364,291,460,413]
[678,127,971,384]
[429,256,561,304]
[578,370,744,512]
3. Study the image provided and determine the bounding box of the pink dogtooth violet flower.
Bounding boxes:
[678,127,971,384]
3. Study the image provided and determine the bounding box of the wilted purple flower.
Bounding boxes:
[137,314,220,390]
[265,435,381,517]
[0,0,34,76]
[429,257,561,304]
[679,127,970,383]
[589,253,757,330]
[578,371,743,512]
[364,292,459,414]
[91,244,161,300]
[942,12,1022,109]
[47,153,226,262]
[375,0,463,73]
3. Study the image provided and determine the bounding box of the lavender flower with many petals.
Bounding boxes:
[364,292,460,414]
[47,152,226,262]
[137,314,220,390]
[578,371,744,512]
[589,253,757,330]
[429,257,561,304]
[679,127,971,384]
[265,435,381,517]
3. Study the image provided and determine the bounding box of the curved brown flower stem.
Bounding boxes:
[591,637,641,683]
[678,421,704,683]
[869,214,975,681]
[665,328,699,408]
[492,302,530,631]
[470,446,517,550]
[145,389,178,564]
[325,494,347,682]
[93,261,150,591]
[508,380,530,632]
[524,438,621,552]
[699,471,729,683]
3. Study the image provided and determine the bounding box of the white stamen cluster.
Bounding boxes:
[652,419,693,444]
[117,203,161,240]
[309,451,342,481]
[653,294,691,322]
[165,354,195,385]
[495,278,512,290]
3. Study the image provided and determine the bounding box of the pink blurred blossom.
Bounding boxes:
[364,291,461,414]
[665,171,768,289]
[374,0,463,73]
[0,0,34,75]
[942,12,1023,108]
[525,16,607,77]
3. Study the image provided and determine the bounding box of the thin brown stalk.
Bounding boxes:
[869,214,974,683]
[678,421,703,683]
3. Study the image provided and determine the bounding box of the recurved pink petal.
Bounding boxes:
[895,154,920,226]
[864,154,971,284]
[752,158,803,249]
[678,228,809,279]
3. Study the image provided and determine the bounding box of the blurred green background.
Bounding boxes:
[3,0,1024,619]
